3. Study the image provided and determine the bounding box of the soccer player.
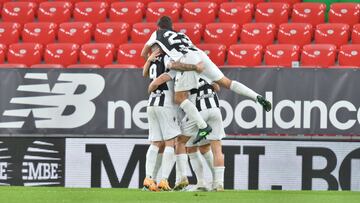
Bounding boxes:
[142,16,272,144]
[142,44,180,191]
[149,76,226,191]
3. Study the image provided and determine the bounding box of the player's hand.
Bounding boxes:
[148,48,161,62]
[148,81,158,94]
[195,62,204,73]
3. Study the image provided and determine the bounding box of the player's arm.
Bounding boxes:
[143,49,161,77]
[141,45,151,60]
[148,73,172,93]
[141,31,157,60]
[167,61,204,73]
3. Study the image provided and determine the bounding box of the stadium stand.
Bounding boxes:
[0,0,359,67]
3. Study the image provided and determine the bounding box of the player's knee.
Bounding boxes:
[216,77,232,89]
[199,144,210,154]
[186,147,197,154]
[174,92,188,105]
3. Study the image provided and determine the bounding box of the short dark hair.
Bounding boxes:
[157,16,173,30]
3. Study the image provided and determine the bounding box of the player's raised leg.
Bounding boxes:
[198,51,272,112]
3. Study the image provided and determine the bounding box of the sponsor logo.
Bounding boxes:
[0,73,105,129]
[108,91,360,132]
[65,139,360,191]
[0,138,65,186]
[21,140,63,186]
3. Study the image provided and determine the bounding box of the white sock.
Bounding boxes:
[176,154,188,178]
[161,147,175,180]
[230,81,259,101]
[202,150,215,182]
[152,153,163,181]
[188,151,205,186]
[214,166,225,187]
[180,99,207,129]
[175,159,181,184]
[145,145,159,178]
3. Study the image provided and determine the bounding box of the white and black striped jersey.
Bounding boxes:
[145,29,198,61]
[148,54,176,108]
[188,78,220,112]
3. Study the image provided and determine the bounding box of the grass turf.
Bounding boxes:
[0,187,359,203]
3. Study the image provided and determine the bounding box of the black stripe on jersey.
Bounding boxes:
[149,97,156,106]
[203,88,212,109]
[159,94,165,106]
[214,93,220,107]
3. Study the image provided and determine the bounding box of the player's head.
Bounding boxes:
[157,16,173,30]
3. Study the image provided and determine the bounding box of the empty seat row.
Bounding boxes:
[3,21,360,48]
[2,1,360,27]
[227,43,360,67]
[1,42,360,68]
[0,43,146,67]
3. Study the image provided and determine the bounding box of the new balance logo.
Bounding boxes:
[0,73,105,129]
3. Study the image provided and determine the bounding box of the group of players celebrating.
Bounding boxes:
[141,16,272,192]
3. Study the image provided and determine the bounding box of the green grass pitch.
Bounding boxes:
[0,187,359,203]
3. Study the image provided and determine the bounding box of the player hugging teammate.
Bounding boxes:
[142,16,272,192]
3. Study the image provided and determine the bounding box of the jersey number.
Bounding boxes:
[149,64,157,79]
[163,31,192,53]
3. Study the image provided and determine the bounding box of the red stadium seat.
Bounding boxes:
[0,44,6,64]
[44,43,80,67]
[352,24,360,44]
[278,23,313,47]
[2,2,37,25]
[0,22,21,45]
[338,44,360,67]
[329,3,360,27]
[58,22,93,45]
[292,3,326,27]
[104,64,139,68]
[218,2,253,25]
[255,3,290,26]
[315,23,350,48]
[197,0,228,4]
[0,64,27,68]
[22,22,57,45]
[268,0,301,7]
[117,43,145,67]
[109,2,145,26]
[182,2,218,26]
[204,23,239,48]
[158,0,192,4]
[301,44,337,68]
[227,44,263,66]
[131,23,157,43]
[7,43,43,67]
[195,44,227,66]
[264,44,300,67]
[38,1,73,24]
[122,0,153,6]
[67,64,101,68]
[173,23,203,44]
[73,2,108,25]
[240,23,276,47]
[95,22,130,48]
[233,0,265,5]
[30,64,64,68]
[80,43,115,67]
[146,2,181,22]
